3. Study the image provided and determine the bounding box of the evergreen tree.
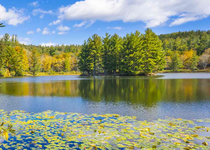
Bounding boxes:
[102,33,111,75]
[87,34,102,76]
[78,41,93,75]
[169,51,183,72]
[2,46,16,72]
[141,29,164,75]
[109,34,123,75]
[121,31,143,75]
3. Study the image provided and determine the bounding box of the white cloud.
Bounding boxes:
[0,4,30,26]
[170,15,207,26]
[18,37,31,45]
[49,20,61,26]
[36,28,41,32]
[57,25,70,32]
[27,31,34,34]
[58,32,68,35]
[42,27,50,35]
[42,27,55,35]
[29,1,39,7]
[107,26,123,30]
[41,42,57,47]
[32,8,53,19]
[73,20,95,28]
[57,0,210,27]
[73,21,87,28]
[85,20,95,28]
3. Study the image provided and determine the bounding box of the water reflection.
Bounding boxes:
[0,78,210,107]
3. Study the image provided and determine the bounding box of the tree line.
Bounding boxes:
[0,33,79,77]
[1,22,210,76]
[79,29,165,76]
[160,30,210,55]
[78,29,210,76]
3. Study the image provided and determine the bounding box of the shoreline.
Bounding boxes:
[0,69,210,78]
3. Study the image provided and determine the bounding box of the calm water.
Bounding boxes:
[0,73,210,121]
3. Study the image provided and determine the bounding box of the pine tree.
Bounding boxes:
[109,34,123,75]
[141,29,164,75]
[121,31,143,75]
[78,40,93,75]
[102,33,111,75]
[87,34,102,76]
[169,51,183,72]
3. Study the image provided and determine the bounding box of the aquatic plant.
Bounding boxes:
[0,110,210,149]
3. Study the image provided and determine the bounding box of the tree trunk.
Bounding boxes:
[93,57,96,76]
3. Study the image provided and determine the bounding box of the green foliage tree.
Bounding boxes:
[169,51,183,72]
[102,33,111,75]
[30,49,40,76]
[87,34,102,76]
[78,41,93,75]
[121,31,143,75]
[109,34,123,75]
[189,51,199,72]
[13,46,29,76]
[141,29,164,75]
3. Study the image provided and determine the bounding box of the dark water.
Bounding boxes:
[0,73,210,121]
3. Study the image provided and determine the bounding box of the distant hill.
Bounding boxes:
[159,30,210,55]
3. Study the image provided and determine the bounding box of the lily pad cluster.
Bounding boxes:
[0,110,210,149]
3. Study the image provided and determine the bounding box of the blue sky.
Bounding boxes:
[0,0,210,46]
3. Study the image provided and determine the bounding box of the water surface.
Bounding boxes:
[0,73,210,121]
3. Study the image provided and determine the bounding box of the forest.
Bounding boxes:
[1,23,210,76]
[0,34,80,77]
[79,29,210,76]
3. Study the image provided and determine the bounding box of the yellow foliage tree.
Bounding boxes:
[42,54,52,72]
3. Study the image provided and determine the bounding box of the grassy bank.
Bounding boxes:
[0,70,81,78]
[161,68,210,73]
[0,110,210,149]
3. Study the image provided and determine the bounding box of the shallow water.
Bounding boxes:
[0,73,210,121]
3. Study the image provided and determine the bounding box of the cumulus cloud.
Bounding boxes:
[57,25,70,32]
[0,4,30,26]
[32,8,53,19]
[107,26,123,30]
[41,42,57,47]
[27,31,34,34]
[18,37,31,45]
[58,32,68,35]
[57,0,210,27]
[36,28,41,32]
[29,1,39,7]
[42,27,50,35]
[42,27,55,35]
[73,21,87,28]
[49,20,61,26]
[73,20,95,28]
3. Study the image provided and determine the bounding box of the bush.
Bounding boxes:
[3,69,10,77]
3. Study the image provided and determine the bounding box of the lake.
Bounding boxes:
[0,73,210,121]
